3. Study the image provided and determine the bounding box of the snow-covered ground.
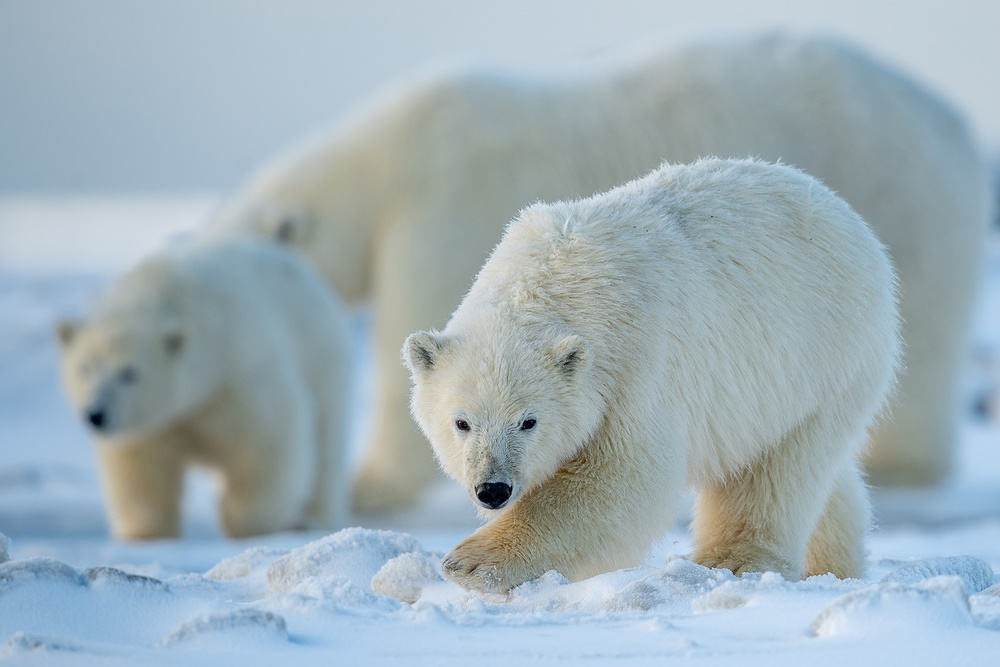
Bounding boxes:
[0,199,998,665]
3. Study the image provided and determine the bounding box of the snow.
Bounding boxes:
[0,199,998,665]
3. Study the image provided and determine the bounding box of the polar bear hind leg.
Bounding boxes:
[804,461,870,579]
[692,410,870,580]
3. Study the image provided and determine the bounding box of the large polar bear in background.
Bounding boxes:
[206,33,992,511]
[404,158,902,593]
[57,240,352,539]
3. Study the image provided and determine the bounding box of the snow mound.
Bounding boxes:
[267,527,423,593]
[372,551,444,604]
[0,557,206,648]
[0,632,117,659]
[0,557,80,589]
[607,556,735,612]
[83,566,172,592]
[160,609,288,647]
[260,528,440,612]
[204,546,289,581]
[880,556,997,593]
[812,575,974,637]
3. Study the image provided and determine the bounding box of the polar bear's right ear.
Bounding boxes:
[55,319,80,347]
[402,331,448,376]
[551,335,590,377]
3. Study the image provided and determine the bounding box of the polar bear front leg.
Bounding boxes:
[95,433,184,540]
[216,395,316,538]
[442,435,682,594]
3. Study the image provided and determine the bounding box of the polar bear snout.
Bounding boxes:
[87,407,107,430]
[475,482,512,509]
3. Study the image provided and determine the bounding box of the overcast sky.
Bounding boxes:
[1,0,997,193]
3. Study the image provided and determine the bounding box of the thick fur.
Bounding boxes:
[58,240,351,539]
[206,33,991,509]
[404,159,901,593]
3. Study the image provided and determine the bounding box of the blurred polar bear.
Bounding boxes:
[206,33,993,510]
[58,240,351,539]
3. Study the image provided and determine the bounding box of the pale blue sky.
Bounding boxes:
[1,0,996,192]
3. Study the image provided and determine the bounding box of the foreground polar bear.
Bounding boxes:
[58,240,351,539]
[404,159,901,593]
[208,34,991,508]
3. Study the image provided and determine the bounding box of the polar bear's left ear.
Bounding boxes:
[271,207,315,245]
[402,331,448,376]
[552,335,590,377]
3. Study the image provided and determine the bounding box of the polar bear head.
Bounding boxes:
[403,325,605,514]
[56,260,220,441]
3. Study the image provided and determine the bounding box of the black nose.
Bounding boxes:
[475,482,512,509]
[87,410,106,429]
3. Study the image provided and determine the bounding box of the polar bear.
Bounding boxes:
[57,240,351,539]
[403,159,901,593]
[206,33,990,510]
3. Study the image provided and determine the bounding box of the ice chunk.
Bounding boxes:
[372,551,444,604]
[812,575,973,637]
[0,533,8,564]
[880,556,997,593]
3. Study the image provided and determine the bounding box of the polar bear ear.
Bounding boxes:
[272,208,314,245]
[402,331,448,375]
[55,319,80,347]
[551,335,590,377]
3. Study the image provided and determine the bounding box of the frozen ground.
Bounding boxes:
[0,198,998,665]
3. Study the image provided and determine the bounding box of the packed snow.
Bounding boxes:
[0,198,998,665]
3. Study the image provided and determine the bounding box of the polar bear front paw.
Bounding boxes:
[441,531,539,594]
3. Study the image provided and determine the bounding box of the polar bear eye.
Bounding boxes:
[119,367,138,384]
[520,418,537,431]
[455,419,471,432]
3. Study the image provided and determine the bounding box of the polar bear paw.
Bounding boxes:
[441,530,541,594]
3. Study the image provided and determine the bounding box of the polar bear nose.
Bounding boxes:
[475,482,512,509]
[87,409,106,430]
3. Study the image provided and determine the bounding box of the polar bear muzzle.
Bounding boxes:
[475,482,512,510]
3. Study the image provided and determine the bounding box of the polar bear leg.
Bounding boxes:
[804,462,870,579]
[218,400,315,538]
[96,432,184,540]
[351,373,436,513]
[353,222,482,513]
[865,355,958,485]
[693,411,868,580]
[303,374,349,531]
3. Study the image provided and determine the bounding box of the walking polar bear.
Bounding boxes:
[207,33,991,510]
[57,240,351,539]
[404,158,902,593]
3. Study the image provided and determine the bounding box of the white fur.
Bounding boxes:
[58,240,351,539]
[404,158,901,593]
[205,33,991,508]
